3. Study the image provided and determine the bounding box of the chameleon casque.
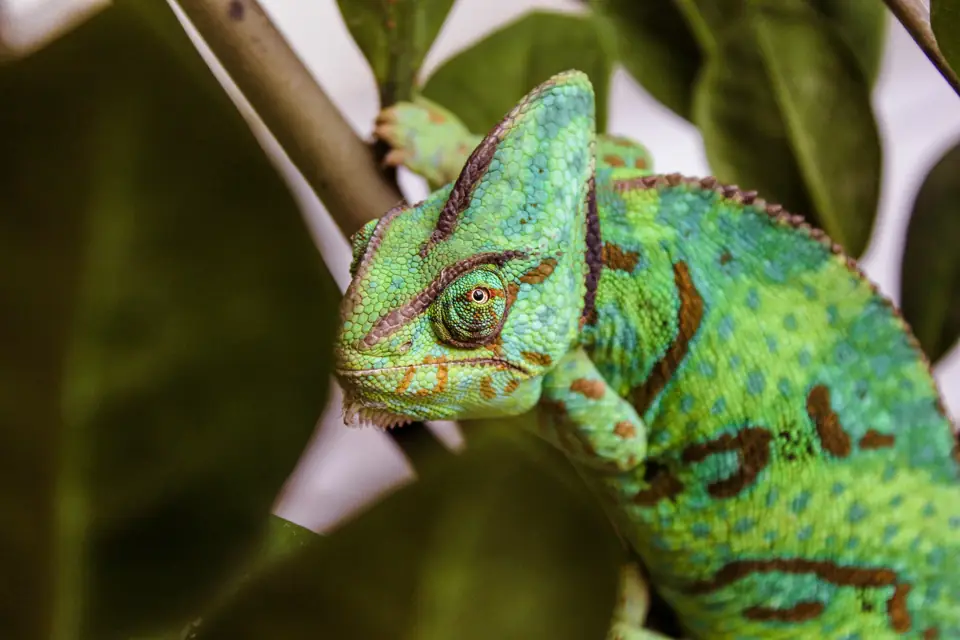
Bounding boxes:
[333,70,960,638]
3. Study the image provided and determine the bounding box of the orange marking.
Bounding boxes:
[395,366,416,394]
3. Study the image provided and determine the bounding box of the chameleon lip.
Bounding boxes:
[335,357,529,377]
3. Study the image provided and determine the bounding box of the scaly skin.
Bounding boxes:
[335,71,960,638]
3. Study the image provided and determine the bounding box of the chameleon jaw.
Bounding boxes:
[340,390,415,430]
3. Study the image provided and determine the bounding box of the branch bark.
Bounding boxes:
[883,0,960,97]
[173,0,404,237]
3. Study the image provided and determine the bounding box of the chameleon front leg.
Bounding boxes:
[537,349,675,639]
[374,96,481,189]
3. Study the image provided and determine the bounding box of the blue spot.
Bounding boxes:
[764,530,779,544]
[826,304,839,325]
[685,420,699,435]
[872,354,892,376]
[882,463,898,482]
[746,288,760,309]
[718,315,735,341]
[831,482,846,496]
[882,524,899,542]
[949,517,960,529]
[651,535,670,550]
[733,517,755,533]
[766,488,779,507]
[848,502,869,523]
[797,525,813,541]
[680,394,695,414]
[826,534,837,547]
[698,361,716,378]
[899,379,914,391]
[689,551,708,565]
[747,371,766,395]
[911,537,922,552]
[729,354,741,369]
[711,398,727,415]
[890,495,904,507]
[798,349,812,367]
[791,491,811,514]
[928,548,945,566]
[926,582,942,600]
[923,502,937,517]
[765,335,778,353]
[847,536,860,549]
[834,342,856,365]
[783,313,798,331]
[840,633,862,640]
[803,284,818,300]
[691,522,711,539]
[777,377,792,396]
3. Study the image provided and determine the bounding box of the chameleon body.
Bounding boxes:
[334,71,960,638]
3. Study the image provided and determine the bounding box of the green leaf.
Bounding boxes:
[900,141,960,364]
[807,0,887,84]
[192,433,623,640]
[693,0,882,256]
[422,10,614,133]
[0,4,335,637]
[337,0,456,104]
[587,0,702,120]
[933,0,960,79]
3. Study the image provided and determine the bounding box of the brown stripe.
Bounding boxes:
[686,558,911,632]
[888,584,912,633]
[681,427,773,499]
[360,250,524,349]
[519,258,557,284]
[633,261,704,414]
[521,351,552,367]
[601,243,639,271]
[582,175,602,327]
[859,429,895,450]
[806,385,852,458]
[743,601,824,622]
[570,378,605,400]
[634,460,683,506]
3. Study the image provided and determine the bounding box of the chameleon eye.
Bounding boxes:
[469,287,490,304]
[432,269,506,347]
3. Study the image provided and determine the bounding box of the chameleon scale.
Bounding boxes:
[334,70,960,639]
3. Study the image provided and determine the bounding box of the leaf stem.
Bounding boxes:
[172,0,403,237]
[882,0,960,97]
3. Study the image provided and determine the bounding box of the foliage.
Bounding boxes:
[1,0,957,638]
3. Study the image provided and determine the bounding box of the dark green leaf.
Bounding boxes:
[422,10,614,133]
[0,4,335,637]
[933,0,960,79]
[337,0,456,104]
[587,0,702,120]
[900,141,960,363]
[693,0,882,256]
[808,0,887,84]
[193,432,623,640]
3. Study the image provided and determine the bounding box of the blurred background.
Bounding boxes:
[5,0,959,535]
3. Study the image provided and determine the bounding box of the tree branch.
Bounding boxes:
[883,0,960,97]
[173,0,403,237]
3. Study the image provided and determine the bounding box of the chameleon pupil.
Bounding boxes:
[471,288,488,303]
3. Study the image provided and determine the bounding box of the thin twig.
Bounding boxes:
[883,0,960,97]
[173,0,403,237]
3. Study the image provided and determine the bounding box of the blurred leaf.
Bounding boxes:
[586,0,702,120]
[933,0,960,79]
[807,0,886,84]
[422,10,614,133]
[694,0,881,256]
[192,432,623,640]
[337,0,456,103]
[900,141,960,364]
[0,3,335,638]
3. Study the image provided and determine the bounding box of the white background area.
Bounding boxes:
[6,0,960,532]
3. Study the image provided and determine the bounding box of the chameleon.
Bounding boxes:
[333,70,960,638]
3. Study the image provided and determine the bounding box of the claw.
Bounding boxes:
[383,149,408,167]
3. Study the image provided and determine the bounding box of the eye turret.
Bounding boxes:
[430,267,507,348]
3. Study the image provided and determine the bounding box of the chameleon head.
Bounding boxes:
[334,70,597,428]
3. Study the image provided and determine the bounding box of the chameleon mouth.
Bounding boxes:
[335,357,529,377]
[341,398,414,430]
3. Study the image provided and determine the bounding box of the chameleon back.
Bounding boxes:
[582,168,960,638]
